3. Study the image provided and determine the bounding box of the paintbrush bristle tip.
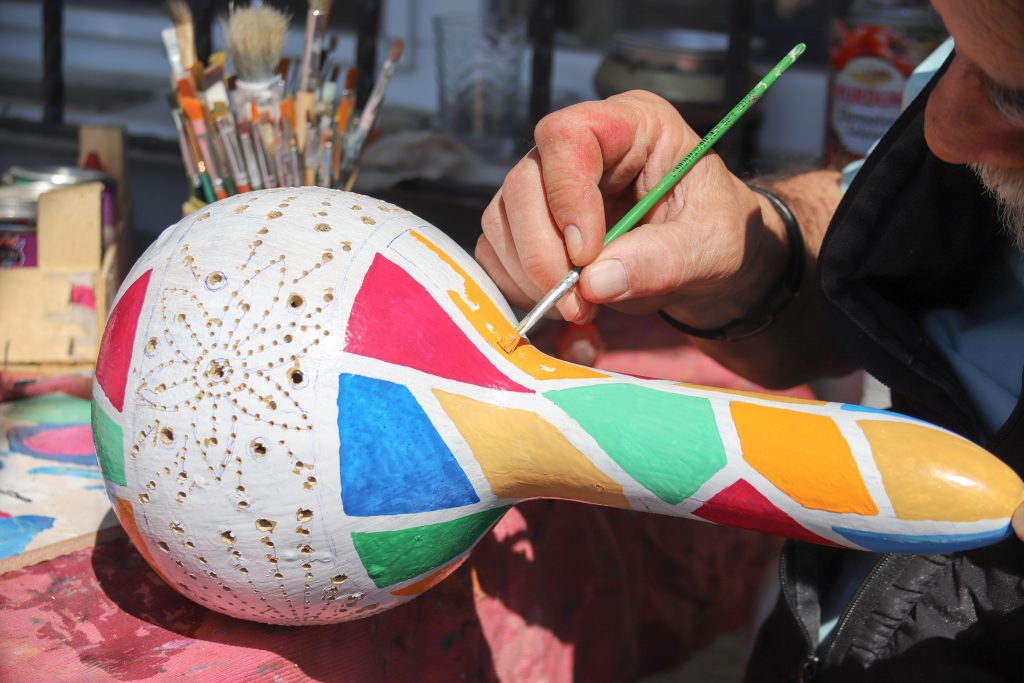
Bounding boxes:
[228,6,290,83]
[498,333,521,354]
[389,39,405,61]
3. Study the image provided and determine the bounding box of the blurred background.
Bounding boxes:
[0,0,865,259]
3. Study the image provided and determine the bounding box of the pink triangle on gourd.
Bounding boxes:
[95,269,151,412]
[346,253,531,392]
[694,479,842,546]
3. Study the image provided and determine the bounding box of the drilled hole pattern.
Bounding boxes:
[113,189,415,625]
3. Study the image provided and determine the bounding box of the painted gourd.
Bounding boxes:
[91,187,1024,625]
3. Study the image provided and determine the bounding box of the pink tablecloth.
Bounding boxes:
[0,503,778,681]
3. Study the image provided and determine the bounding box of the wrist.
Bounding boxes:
[660,185,804,341]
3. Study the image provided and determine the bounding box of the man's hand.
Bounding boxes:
[477,90,853,388]
[476,90,790,331]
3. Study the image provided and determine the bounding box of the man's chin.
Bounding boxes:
[970,162,1024,251]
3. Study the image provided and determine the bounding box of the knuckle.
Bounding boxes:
[545,182,581,218]
[534,110,576,146]
[503,163,529,193]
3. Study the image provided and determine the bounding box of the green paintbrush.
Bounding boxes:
[500,42,807,353]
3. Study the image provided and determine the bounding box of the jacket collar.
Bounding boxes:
[818,52,1003,442]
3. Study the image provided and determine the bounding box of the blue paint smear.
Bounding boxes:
[0,515,55,558]
[839,404,931,425]
[833,524,1012,553]
[338,373,479,516]
[28,466,101,479]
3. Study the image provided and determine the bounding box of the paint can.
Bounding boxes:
[594,28,736,128]
[2,165,118,246]
[594,29,759,168]
[825,0,946,168]
[0,185,39,268]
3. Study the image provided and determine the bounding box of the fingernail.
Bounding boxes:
[564,224,583,262]
[588,259,628,299]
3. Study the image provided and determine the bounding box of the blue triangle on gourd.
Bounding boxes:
[338,373,479,516]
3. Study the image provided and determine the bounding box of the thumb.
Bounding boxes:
[577,221,698,307]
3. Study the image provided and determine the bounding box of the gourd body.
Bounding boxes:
[92,188,1024,624]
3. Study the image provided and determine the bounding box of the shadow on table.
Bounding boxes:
[85,505,497,681]
[84,501,778,682]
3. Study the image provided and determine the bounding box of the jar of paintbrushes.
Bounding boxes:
[162,0,405,214]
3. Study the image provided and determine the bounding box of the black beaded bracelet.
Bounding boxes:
[658,185,805,341]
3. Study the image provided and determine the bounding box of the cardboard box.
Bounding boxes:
[0,126,130,375]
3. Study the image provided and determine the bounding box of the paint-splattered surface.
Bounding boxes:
[0,393,114,558]
[0,505,778,681]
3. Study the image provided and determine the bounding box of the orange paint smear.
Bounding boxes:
[391,557,466,597]
[410,231,606,380]
[113,498,186,595]
[731,402,879,515]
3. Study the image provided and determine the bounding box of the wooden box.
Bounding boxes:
[0,126,129,375]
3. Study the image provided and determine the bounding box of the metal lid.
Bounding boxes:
[3,165,113,188]
[0,185,40,222]
[611,29,730,72]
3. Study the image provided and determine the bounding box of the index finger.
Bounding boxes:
[533,91,687,267]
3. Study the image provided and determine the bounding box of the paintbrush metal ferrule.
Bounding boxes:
[251,124,277,188]
[181,116,215,203]
[236,120,265,191]
[161,27,185,83]
[355,40,404,134]
[502,267,581,351]
[182,98,227,198]
[215,112,251,192]
[299,0,331,93]
[299,12,319,92]
[170,107,201,189]
[339,41,404,189]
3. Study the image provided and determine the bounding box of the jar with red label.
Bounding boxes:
[825,0,946,168]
